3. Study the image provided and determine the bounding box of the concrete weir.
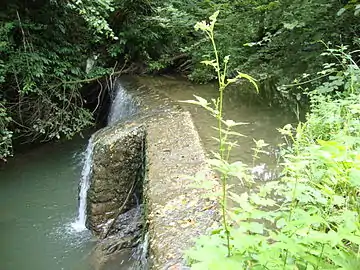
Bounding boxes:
[86,80,218,269]
[145,111,218,269]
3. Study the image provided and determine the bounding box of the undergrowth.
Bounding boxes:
[186,11,360,270]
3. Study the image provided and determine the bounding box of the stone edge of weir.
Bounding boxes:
[145,110,220,269]
[87,79,220,270]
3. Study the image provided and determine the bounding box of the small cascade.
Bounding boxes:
[72,80,138,232]
[107,80,138,126]
[71,138,94,232]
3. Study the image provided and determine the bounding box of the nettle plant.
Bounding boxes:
[185,12,360,270]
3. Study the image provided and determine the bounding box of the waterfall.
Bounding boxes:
[71,138,94,232]
[72,80,138,232]
[107,81,138,126]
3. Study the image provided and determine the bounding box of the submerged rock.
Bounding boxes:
[86,122,146,236]
[90,207,143,270]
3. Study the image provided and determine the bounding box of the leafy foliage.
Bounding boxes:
[1,0,359,159]
[0,0,112,159]
[0,101,12,160]
[186,12,360,270]
[67,0,116,39]
[135,0,359,83]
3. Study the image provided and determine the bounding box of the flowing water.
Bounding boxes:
[107,80,139,126]
[0,81,139,270]
[73,79,140,232]
[71,138,94,232]
[0,76,295,269]
[0,136,95,270]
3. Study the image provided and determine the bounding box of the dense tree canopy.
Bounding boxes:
[0,0,359,160]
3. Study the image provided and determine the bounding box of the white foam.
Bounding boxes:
[71,139,94,232]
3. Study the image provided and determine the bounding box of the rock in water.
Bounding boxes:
[86,122,146,236]
[90,207,143,270]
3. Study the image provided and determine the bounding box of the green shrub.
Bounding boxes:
[186,12,360,270]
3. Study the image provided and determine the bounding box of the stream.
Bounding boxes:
[0,135,96,270]
[137,76,295,180]
[0,76,295,269]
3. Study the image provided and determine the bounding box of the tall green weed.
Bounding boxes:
[186,11,360,270]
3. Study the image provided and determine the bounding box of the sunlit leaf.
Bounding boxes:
[236,72,259,92]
